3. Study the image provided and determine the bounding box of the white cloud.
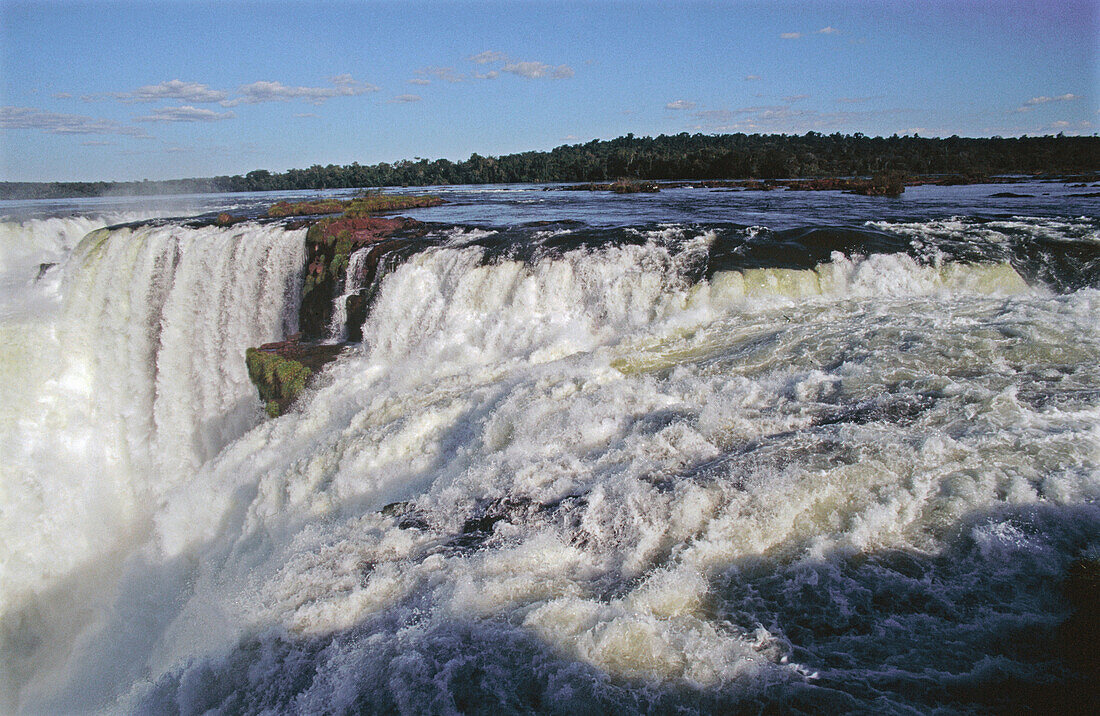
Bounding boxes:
[389,94,422,103]
[408,78,431,86]
[87,79,229,104]
[817,26,839,34]
[1028,93,1079,104]
[744,75,761,81]
[416,67,464,83]
[134,105,236,122]
[469,50,506,65]
[666,100,697,110]
[462,52,574,80]
[294,112,319,118]
[52,92,72,99]
[780,32,802,39]
[501,61,574,79]
[1,106,148,135]
[223,75,379,106]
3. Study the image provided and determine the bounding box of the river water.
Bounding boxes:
[1,181,1097,713]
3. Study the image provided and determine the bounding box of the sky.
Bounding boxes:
[1,0,1096,182]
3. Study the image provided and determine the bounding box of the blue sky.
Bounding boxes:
[1,0,1096,182]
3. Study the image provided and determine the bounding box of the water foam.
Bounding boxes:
[4,225,1097,713]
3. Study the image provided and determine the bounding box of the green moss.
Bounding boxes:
[269,194,442,221]
[245,347,312,416]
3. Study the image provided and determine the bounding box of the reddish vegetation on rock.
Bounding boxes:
[214,212,246,226]
[311,216,409,246]
[267,199,349,217]
[268,193,444,218]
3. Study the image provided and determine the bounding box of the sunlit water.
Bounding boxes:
[1,183,1097,713]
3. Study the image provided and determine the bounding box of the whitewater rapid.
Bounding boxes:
[1,212,1098,713]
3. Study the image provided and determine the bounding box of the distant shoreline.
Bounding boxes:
[3,132,1098,201]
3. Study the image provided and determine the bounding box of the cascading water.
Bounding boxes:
[1,197,1098,713]
[1,219,304,708]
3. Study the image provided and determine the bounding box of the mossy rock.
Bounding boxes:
[245,347,312,417]
[245,342,346,417]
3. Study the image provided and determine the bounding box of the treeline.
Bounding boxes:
[4,132,1098,200]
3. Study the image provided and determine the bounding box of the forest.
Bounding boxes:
[3,132,1097,200]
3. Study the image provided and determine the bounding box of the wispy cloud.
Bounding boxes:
[223,75,378,106]
[416,67,464,83]
[666,100,697,110]
[389,94,422,103]
[502,61,574,79]
[836,96,877,104]
[1,106,148,136]
[784,94,810,102]
[52,92,72,99]
[687,102,908,134]
[783,27,838,39]
[294,112,319,118]
[86,79,229,104]
[408,78,431,86]
[1016,93,1080,112]
[464,51,574,80]
[134,105,236,122]
[468,50,506,65]
[693,109,735,122]
[744,75,761,81]
[80,140,114,146]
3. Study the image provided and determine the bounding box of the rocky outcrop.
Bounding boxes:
[245,193,443,418]
[245,337,345,417]
[269,194,443,219]
[299,217,429,339]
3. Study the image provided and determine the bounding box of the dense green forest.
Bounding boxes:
[4,132,1098,200]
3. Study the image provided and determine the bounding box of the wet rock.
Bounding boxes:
[214,212,243,226]
[245,336,345,417]
[299,217,428,339]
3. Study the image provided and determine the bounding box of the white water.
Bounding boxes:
[2,219,1098,712]
[0,220,304,702]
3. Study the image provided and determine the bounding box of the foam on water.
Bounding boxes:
[2,217,1098,713]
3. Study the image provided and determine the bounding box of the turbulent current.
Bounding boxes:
[1,184,1098,714]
